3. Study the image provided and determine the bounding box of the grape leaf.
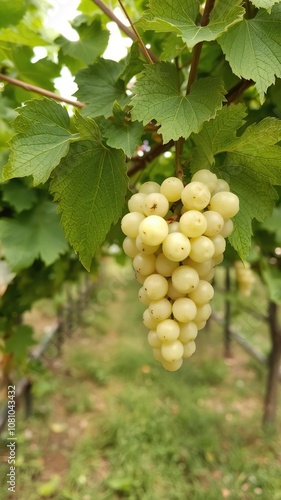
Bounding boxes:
[5,325,35,360]
[56,19,109,65]
[50,116,128,271]
[191,106,281,259]
[137,0,244,49]
[1,180,38,212]
[0,21,47,46]
[131,62,225,143]
[98,102,143,158]
[0,0,26,29]
[250,0,281,11]
[3,99,77,186]
[75,59,129,118]
[0,200,69,271]
[11,46,61,91]
[219,5,281,100]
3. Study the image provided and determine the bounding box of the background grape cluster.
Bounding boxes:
[121,169,239,371]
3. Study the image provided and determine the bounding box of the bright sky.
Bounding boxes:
[44,0,132,99]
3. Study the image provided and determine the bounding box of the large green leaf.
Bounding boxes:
[3,99,77,186]
[11,46,60,91]
[137,0,244,49]
[1,180,38,213]
[131,62,225,143]
[75,59,129,118]
[0,200,69,271]
[250,0,281,11]
[191,105,281,259]
[50,116,128,271]
[219,5,281,100]
[57,19,109,65]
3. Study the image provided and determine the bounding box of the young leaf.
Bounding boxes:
[219,5,281,101]
[5,325,35,360]
[50,117,128,271]
[0,200,69,271]
[137,0,244,49]
[131,62,225,143]
[56,19,109,65]
[75,59,129,118]
[3,99,77,186]
[98,102,143,158]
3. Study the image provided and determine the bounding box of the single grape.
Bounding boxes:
[212,254,224,266]
[135,235,160,255]
[161,339,184,362]
[167,280,186,300]
[128,192,147,213]
[181,181,211,210]
[148,330,162,348]
[191,169,217,193]
[122,237,139,258]
[121,212,145,238]
[212,178,230,194]
[203,211,224,237]
[133,253,156,275]
[179,210,207,238]
[149,298,172,321]
[188,280,214,305]
[143,308,159,329]
[139,181,161,194]
[162,232,191,262]
[195,303,212,322]
[153,348,164,362]
[138,286,150,306]
[171,265,199,294]
[155,253,179,276]
[195,320,207,330]
[143,273,169,300]
[172,297,197,323]
[220,219,234,238]
[189,236,215,263]
[135,271,146,284]
[178,321,198,343]
[210,234,226,257]
[209,191,239,218]
[144,192,170,217]
[168,221,180,233]
[139,215,169,245]
[156,319,180,342]
[161,358,183,371]
[160,177,184,202]
[183,257,213,278]
[182,341,196,358]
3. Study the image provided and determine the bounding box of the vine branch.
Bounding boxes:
[127,140,174,177]
[0,73,85,108]
[225,78,254,104]
[118,0,153,64]
[92,0,158,62]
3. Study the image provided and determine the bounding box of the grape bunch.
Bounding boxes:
[121,169,239,371]
[235,261,255,296]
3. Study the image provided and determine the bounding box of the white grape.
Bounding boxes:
[143,308,159,329]
[143,192,169,217]
[138,286,150,306]
[155,253,179,276]
[167,280,186,300]
[188,280,214,305]
[178,321,198,343]
[122,237,139,258]
[161,339,184,362]
[139,181,161,194]
[160,177,184,202]
[203,211,224,237]
[200,268,215,282]
[156,319,180,342]
[182,341,196,358]
[171,265,199,294]
[133,253,156,275]
[161,358,183,371]
[209,191,239,218]
[135,271,146,284]
[189,236,215,263]
[162,232,191,262]
[121,212,145,238]
[210,234,226,257]
[139,215,169,245]
[183,257,213,278]
[153,348,164,362]
[143,273,169,300]
[213,178,230,194]
[191,169,217,193]
[212,254,224,266]
[172,297,197,323]
[195,303,212,322]
[149,298,172,321]
[181,181,211,210]
[179,210,207,238]
[128,192,147,213]
[195,320,207,330]
[147,330,162,348]
[135,235,159,255]
[168,221,180,233]
[220,219,234,238]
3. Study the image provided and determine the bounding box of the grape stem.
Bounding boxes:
[127,140,174,177]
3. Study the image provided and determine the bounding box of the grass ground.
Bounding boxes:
[0,259,280,500]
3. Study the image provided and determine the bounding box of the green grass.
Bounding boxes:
[2,261,281,500]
